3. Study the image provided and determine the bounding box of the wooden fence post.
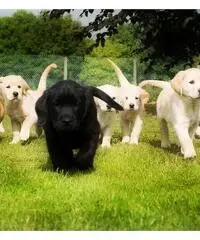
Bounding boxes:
[133,58,137,85]
[64,57,68,80]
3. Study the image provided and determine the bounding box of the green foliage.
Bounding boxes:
[80,37,137,86]
[80,56,119,86]
[80,23,193,88]
[0,10,91,56]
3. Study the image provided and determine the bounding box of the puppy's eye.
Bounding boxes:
[6,85,10,88]
[18,85,21,89]
[135,97,139,100]
[125,97,128,100]
[189,80,195,84]
[112,97,116,100]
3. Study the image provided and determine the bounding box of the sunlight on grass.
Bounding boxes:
[0,109,200,230]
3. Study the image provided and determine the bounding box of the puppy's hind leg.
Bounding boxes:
[10,120,21,144]
[159,118,171,148]
[120,117,130,143]
[130,114,143,145]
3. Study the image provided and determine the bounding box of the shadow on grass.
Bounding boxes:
[149,139,200,163]
[41,157,95,176]
[149,139,181,155]
[20,136,43,145]
[0,135,6,143]
[145,103,157,116]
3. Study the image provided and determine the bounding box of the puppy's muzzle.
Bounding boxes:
[61,118,73,126]
[129,104,134,109]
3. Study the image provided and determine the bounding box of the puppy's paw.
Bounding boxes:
[122,136,130,144]
[181,147,184,154]
[129,138,138,145]
[10,138,20,144]
[20,131,29,141]
[101,143,111,148]
[0,126,5,133]
[184,150,196,159]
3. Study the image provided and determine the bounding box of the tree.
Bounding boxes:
[49,9,200,67]
[0,10,92,56]
[80,36,135,86]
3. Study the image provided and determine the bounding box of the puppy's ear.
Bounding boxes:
[35,91,48,126]
[170,70,185,95]
[91,87,123,111]
[20,77,30,96]
[139,88,149,105]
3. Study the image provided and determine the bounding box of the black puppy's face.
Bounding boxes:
[51,82,89,132]
[36,81,90,132]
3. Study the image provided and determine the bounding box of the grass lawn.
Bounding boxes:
[1,104,200,230]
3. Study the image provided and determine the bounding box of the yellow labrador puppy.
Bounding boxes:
[0,63,57,143]
[139,79,200,139]
[107,59,149,145]
[94,84,121,147]
[139,68,200,158]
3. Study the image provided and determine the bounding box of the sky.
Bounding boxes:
[0,9,100,26]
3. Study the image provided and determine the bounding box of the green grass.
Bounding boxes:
[1,105,200,230]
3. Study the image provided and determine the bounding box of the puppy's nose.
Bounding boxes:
[107,105,111,110]
[129,104,134,109]
[62,118,72,125]
[13,92,18,97]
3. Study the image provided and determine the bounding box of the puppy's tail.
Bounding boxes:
[37,63,57,91]
[91,87,123,111]
[139,80,170,89]
[107,58,130,87]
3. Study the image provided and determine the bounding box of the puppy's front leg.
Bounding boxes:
[174,124,196,159]
[75,132,99,170]
[10,120,21,144]
[129,113,143,145]
[120,117,130,143]
[20,116,36,141]
[0,122,5,133]
[101,126,112,148]
[45,131,74,171]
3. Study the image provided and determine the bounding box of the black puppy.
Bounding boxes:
[35,80,123,172]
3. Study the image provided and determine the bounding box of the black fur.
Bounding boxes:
[35,80,123,172]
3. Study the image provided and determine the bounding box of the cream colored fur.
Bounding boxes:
[94,84,120,147]
[107,59,149,144]
[139,68,200,158]
[0,63,57,144]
